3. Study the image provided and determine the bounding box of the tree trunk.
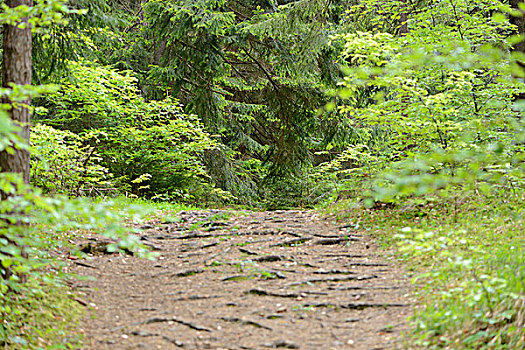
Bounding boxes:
[0,0,33,282]
[509,0,525,101]
[0,0,33,186]
[399,0,409,117]
[399,1,408,37]
[510,0,525,54]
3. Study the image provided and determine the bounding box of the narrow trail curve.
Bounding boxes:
[70,210,414,350]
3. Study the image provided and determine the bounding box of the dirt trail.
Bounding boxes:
[69,210,413,350]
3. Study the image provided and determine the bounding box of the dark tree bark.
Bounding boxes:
[399,1,408,37]
[398,0,409,37]
[509,0,525,101]
[399,0,409,118]
[0,0,33,186]
[0,0,33,282]
[510,0,525,54]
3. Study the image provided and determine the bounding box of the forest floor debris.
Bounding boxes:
[68,210,414,349]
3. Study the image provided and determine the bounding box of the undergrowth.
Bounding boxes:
[323,192,525,349]
[1,282,83,349]
[0,194,165,349]
[93,196,199,216]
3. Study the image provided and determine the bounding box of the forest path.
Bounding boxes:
[70,210,413,350]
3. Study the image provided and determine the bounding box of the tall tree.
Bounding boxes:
[510,0,525,100]
[399,0,408,36]
[0,0,33,186]
[510,0,525,54]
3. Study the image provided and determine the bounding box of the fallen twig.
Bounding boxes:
[271,237,312,247]
[247,289,298,298]
[140,316,213,332]
[74,261,98,269]
[173,295,221,302]
[253,255,285,262]
[288,275,377,286]
[220,317,272,330]
[239,247,259,255]
[313,237,360,245]
[303,302,409,310]
[313,269,356,275]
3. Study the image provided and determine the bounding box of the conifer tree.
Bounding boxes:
[0,0,33,186]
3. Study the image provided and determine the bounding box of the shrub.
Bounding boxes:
[35,62,220,202]
[86,106,217,201]
[31,123,113,196]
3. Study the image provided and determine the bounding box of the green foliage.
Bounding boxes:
[0,109,153,348]
[26,0,364,206]
[398,224,524,349]
[2,0,524,346]
[0,184,154,348]
[35,62,221,202]
[315,0,525,206]
[94,0,355,202]
[31,123,113,196]
[103,196,199,216]
[261,173,311,209]
[325,193,524,349]
[36,60,148,132]
[204,147,261,206]
[86,116,218,202]
[319,0,525,347]
[0,0,72,30]
[1,282,83,349]
[23,0,525,208]
[0,108,20,155]
[1,3,156,347]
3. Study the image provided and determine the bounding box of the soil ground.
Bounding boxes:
[68,210,414,350]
